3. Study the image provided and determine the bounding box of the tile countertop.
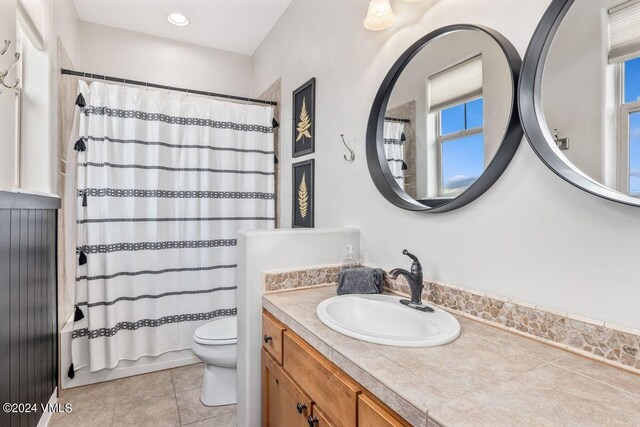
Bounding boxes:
[262,286,640,427]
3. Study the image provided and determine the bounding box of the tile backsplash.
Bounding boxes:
[263,265,342,293]
[263,264,640,374]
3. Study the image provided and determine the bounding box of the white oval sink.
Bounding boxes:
[316,294,460,347]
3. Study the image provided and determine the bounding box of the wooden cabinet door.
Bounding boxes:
[263,311,285,364]
[358,394,408,427]
[308,404,336,427]
[262,349,312,427]
[283,331,360,427]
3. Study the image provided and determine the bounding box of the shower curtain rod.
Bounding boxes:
[60,68,278,107]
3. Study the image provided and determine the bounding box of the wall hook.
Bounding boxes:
[1,40,10,56]
[341,134,356,163]
[553,128,570,151]
[0,52,20,90]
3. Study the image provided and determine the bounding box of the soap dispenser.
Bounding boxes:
[342,245,358,270]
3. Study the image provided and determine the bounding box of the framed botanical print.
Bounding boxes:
[292,159,314,228]
[292,78,315,157]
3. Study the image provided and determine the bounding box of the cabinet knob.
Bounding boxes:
[263,335,272,344]
[296,402,307,414]
[308,416,319,426]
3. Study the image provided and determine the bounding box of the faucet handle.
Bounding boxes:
[402,249,419,263]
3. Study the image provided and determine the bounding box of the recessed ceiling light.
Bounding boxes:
[167,13,189,27]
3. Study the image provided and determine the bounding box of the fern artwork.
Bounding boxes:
[292,159,314,228]
[298,172,309,219]
[292,78,316,157]
[296,98,312,143]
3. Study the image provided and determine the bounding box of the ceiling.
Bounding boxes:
[73,0,292,55]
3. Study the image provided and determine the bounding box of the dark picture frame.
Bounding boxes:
[292,159,315,228]
[292,78,316,157]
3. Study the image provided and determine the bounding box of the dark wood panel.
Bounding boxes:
[0,210,11,427]
[19,210,29,427]
[9,210,21,427]
[27,210,36,427]
[0,203,58,427]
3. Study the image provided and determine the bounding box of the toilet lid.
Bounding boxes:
[193,317,237,345]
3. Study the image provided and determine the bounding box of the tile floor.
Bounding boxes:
[50,363,236,427]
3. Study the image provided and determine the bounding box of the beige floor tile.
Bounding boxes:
[51,381,118,427]
[49,408,114,427]
[58,380,118,404]
[554,354,640,397]
[176,388,236,426]
[182,409,237,427]
[114,370,175,406]
[112,393,180,427]
[172,363,204,393]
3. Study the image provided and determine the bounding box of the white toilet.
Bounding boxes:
[191,316,238,406]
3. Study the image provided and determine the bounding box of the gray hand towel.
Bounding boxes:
[336,267,384,295]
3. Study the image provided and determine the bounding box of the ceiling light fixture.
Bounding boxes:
[167,13,190,27]
[364,0,397,31]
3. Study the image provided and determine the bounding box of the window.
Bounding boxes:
[437,98,484,196]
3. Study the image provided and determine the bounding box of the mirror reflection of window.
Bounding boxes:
[428,56,484,197]
[611,1,640,196]
[623,59,640,195]
[438,98,484,196]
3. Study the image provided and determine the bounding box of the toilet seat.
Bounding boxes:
[193,316,237,346]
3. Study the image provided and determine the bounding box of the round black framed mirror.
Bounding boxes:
[520,0,640,207]
[366,25,523,213]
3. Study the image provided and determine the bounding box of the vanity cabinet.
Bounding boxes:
[262,350,312,426]
[261,311,410,427]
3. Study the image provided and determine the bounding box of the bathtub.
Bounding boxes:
[59,314,200,389]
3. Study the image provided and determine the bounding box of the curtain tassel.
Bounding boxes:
[74,305,85,321]
[400,132,407,142]
[75,93,86,108]
[82,191,88,207]
[67,364,75,379]
[401,161,408,171]
[74,138,86,152]
[272,118,280,129]
[78,250,87,266]
[274,155,279,165]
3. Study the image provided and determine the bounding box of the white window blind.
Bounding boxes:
[429,56,482,112]
[609,0,640,63]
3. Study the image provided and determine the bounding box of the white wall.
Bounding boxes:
[78,21,253,98]
[17,0,58,195]
[0,0,17,191]
[54,0,80,65]
[252,0,640,330]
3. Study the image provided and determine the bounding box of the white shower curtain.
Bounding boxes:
[67,80,275,372]
[383,121,406,189]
